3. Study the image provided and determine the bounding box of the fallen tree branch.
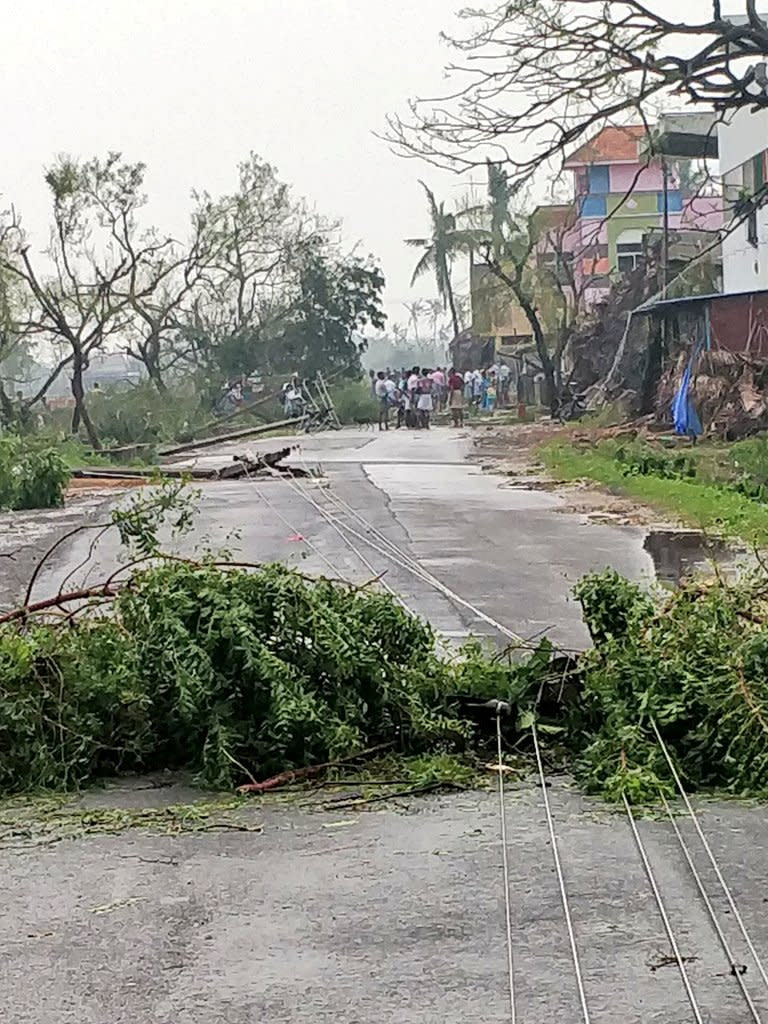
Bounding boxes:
[236,742,393,794]
[0,582,122,625]
[23,522,110,607]
[319,780,468,810]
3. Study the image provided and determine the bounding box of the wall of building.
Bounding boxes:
[720,212,768,294]
[719,107,768,295]
[719,106,768,176]
[609,163,666,193]
[470,264,532,339]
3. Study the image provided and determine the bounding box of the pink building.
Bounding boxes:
[540,125,724,302]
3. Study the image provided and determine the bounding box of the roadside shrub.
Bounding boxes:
[329,378,378,423]
[0,435,70,510]
[567,568,768,801]
[88,381,209,445]
[614,441,697,481]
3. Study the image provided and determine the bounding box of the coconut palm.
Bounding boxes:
[406,181,488,339]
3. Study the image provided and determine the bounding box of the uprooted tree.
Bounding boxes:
[388,2,768,186]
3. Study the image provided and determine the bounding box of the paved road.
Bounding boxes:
[6,427,768,1022]
[4,781,768,1023]
[31,427,653,649]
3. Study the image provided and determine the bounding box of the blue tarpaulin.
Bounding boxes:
[672,342,703,437]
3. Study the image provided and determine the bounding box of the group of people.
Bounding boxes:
[280,377,306,418]
[461,364,513,413]
[369,363,512,431]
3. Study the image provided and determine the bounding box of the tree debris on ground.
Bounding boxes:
[566,568,768,802]
[3,545,768,805]
[656,349,768,441]
[73,447,309,483]
[2,477,766,805]
[0,560,516,794]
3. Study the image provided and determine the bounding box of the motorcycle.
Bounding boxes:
[552,381,588,423]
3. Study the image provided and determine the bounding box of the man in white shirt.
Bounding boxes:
[374,371,396,430]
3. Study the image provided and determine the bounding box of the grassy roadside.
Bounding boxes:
[540,437,768,545]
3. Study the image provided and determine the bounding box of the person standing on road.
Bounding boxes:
[463,370,474,408]
[498,362,511,407]
[375,370,395,431]
[430,366,446,411]
[485,372,497,415]
[447,368,465,427]
[406,366,420,428]
[417,368,434,429]
[472,369,484,409]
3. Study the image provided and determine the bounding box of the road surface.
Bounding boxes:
[4,426,768,1023]
[30,427,653,649]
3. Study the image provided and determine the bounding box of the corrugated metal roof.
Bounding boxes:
[636,288,768,314]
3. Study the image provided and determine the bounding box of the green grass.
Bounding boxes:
[540,439,768,545]
[52,437,155,469]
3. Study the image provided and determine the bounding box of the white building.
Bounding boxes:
[719,105,768,293]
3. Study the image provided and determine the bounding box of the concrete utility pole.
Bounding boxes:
[661,158,670,299]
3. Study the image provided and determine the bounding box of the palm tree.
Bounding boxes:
[406,181,487,339]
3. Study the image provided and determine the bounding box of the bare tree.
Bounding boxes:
[474,162,599,403]
[189,154,327,363]
[120,223,216,392]
[387,2,768,189]
[0,269,23,424]
[0,153,171,447]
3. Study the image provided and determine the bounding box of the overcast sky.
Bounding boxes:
[0,0,747,331]
[0,0,469,331]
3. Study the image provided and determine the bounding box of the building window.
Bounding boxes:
[580,194,607,218]
[657,190,683,213]
[615,229,644,273]
[617,244,643,272]
[587,165,611,194]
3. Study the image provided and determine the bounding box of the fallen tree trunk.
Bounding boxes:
[0,582,121,625]
[158,418,301,457]
[74,447,305,482]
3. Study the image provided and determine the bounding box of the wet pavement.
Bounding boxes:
[27,427,656,649]
[643,528,745,586]
[0,491,118,613]
[4,781,768,1023]
[5,427,768,1023]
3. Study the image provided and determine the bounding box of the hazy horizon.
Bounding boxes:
[0,0,742,338]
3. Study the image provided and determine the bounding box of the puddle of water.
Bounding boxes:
[644,529,744,585]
